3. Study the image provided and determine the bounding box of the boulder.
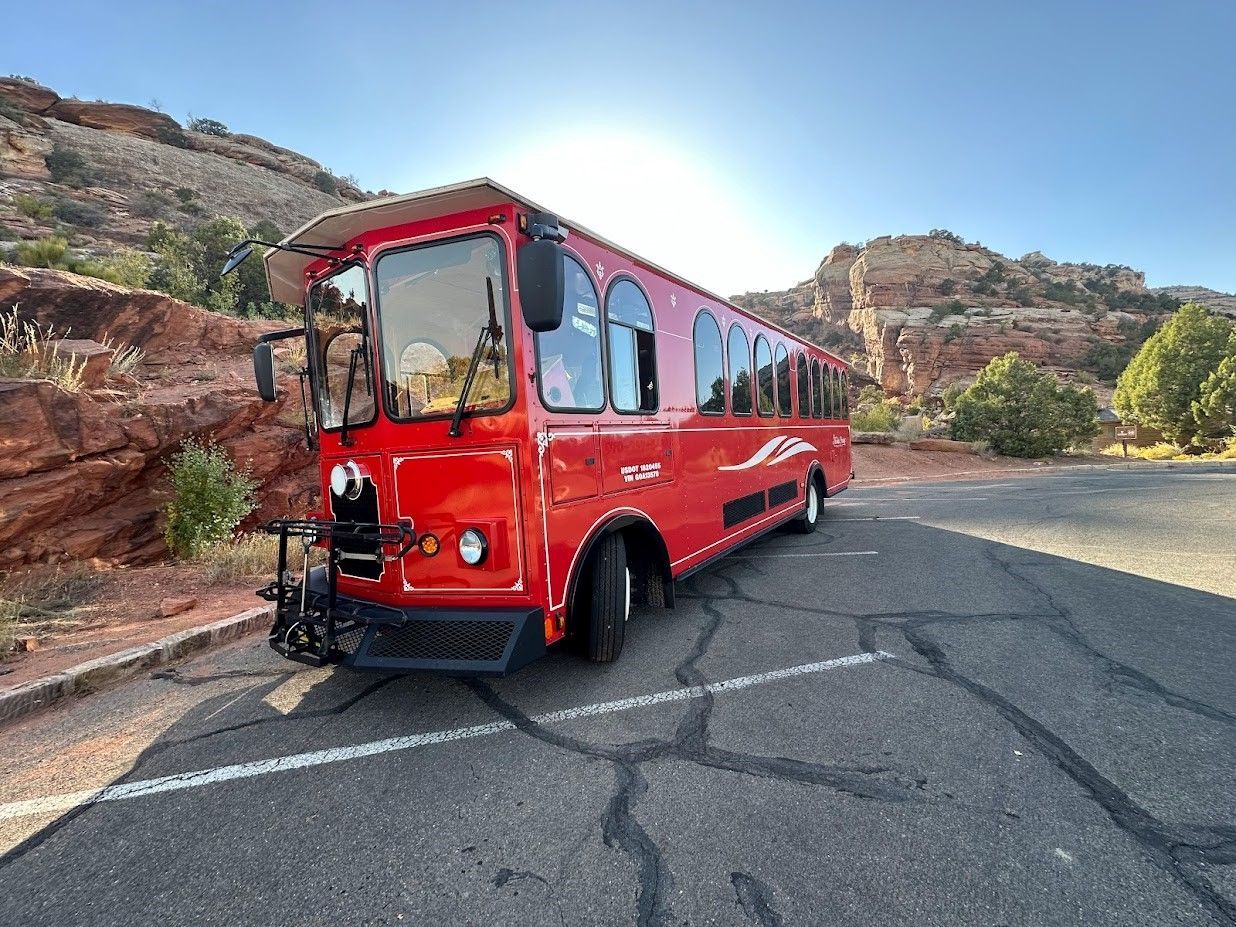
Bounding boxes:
[45,99,182,143]
[50,338,113,388]
[909,438,975,454]
[0,78,59,114]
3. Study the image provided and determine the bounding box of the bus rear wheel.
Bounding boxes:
[794,477,821,534]
[584,532,629,663]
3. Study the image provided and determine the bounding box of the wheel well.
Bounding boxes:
[809,463,828,496]
[566,516,673,630]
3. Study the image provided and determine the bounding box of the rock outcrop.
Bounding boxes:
[734,232,1184,397]
[0,76,366,262]
[0,267,316,568]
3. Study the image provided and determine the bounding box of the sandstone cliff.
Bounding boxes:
[732,232,1227,397]
[0,77,364,262]
[0,267,315,568]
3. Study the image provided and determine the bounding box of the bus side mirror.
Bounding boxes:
[253,342,277,401]
[517,240,564,332]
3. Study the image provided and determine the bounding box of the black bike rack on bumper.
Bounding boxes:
[257,519,545,676]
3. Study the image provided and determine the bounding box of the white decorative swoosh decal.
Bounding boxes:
[718,435,818,471]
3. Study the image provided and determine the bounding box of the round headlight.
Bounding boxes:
[329,461,363,500]
[458,528,488,565]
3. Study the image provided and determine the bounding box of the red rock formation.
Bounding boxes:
[0,268,316,567]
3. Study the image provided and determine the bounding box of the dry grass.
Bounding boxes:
[0,303,86,392]
[196,534,327,584]
[0,564,106,659]
[100,332,145,376]
[196,534,281,583]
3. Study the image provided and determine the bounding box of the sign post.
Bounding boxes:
[1114,424,1137,458]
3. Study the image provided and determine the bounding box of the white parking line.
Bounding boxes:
[730,551,878,559]
[0,651,893,823]
[830,516,922,521]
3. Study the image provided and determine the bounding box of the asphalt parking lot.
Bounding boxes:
[0,465,1233,927]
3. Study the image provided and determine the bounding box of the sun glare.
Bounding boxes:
[491,130,806,297]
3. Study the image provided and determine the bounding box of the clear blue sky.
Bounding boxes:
[8,0,1234,296]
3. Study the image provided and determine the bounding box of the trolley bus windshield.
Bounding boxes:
[374,235,512,422]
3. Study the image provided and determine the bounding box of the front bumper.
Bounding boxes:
[267,566,546,675]
[258,518,545,676]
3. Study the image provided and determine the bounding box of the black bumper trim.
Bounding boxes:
[269,567,545,676]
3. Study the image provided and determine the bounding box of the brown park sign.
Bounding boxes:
[1115,425,1138,439]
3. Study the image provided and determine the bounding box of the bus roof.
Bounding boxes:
[266,178,834,358]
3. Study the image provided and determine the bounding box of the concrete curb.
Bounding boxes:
[0,604,272,727]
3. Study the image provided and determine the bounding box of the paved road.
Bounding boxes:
[0,465,1233,927]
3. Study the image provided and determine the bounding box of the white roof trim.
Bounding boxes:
[265,177,836,358]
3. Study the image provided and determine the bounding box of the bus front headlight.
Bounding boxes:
[459,528,488,565]
[329,461,363,500]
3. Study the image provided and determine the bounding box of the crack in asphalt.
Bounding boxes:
[889,625,1236,926]
[731,870,785,927]
[982,547,1236,728]
[686,564,1236,924]
[468,569,931,927]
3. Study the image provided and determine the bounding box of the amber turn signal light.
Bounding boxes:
[418,533,440,557]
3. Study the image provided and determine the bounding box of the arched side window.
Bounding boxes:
[841,371,850,418]
[606,278,657,413]
[832,367,842,419]
[796,353,810,419]
[728,325,752,415]
[694,311,725,414]
[775,344,791,416]
[811,358,823,419]
[536,255,603,412]
[754,335,774,417]
[821,363,834,419]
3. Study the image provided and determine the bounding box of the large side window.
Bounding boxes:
[606,279,657,413]
[728,325,752,415]
[796,353,810,419]
[823,365,836,419]
[841,371,850,419]
[832,367,842,419]
[811,358,823,419]
[754,335,774,416]
[536,256,604,411]
[694,311,725,414]
[775,344,791,416]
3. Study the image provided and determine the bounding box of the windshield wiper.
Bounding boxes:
[339,342,371,447]
[448,277,502,438]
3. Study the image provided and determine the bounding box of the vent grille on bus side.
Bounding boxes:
[369,620,516,663]
[723,490,767,529]
[768,480,798,508]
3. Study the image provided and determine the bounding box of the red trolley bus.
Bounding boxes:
[225,179,852,675]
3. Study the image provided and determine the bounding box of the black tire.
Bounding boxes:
[586,532,629,662]
[794,475,822,534]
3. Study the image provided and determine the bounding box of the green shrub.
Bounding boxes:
[163,438,256,559]
[929,300,965,323]
[12,194,54,220]
[851,403,902,433]
[944,323,964,343]
[1114,303,1234,444]
[44,145,92,186]
[312,170,338,194]
[53,197,107,228]
[154,123,190,148]
[76,249,151,288]
[952,352,1099,457]
[186,116,230,137]
[130,190,172,218]
[15,235,69,268]
[938,278,956,295]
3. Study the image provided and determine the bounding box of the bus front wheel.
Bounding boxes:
[585,532,629,662]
